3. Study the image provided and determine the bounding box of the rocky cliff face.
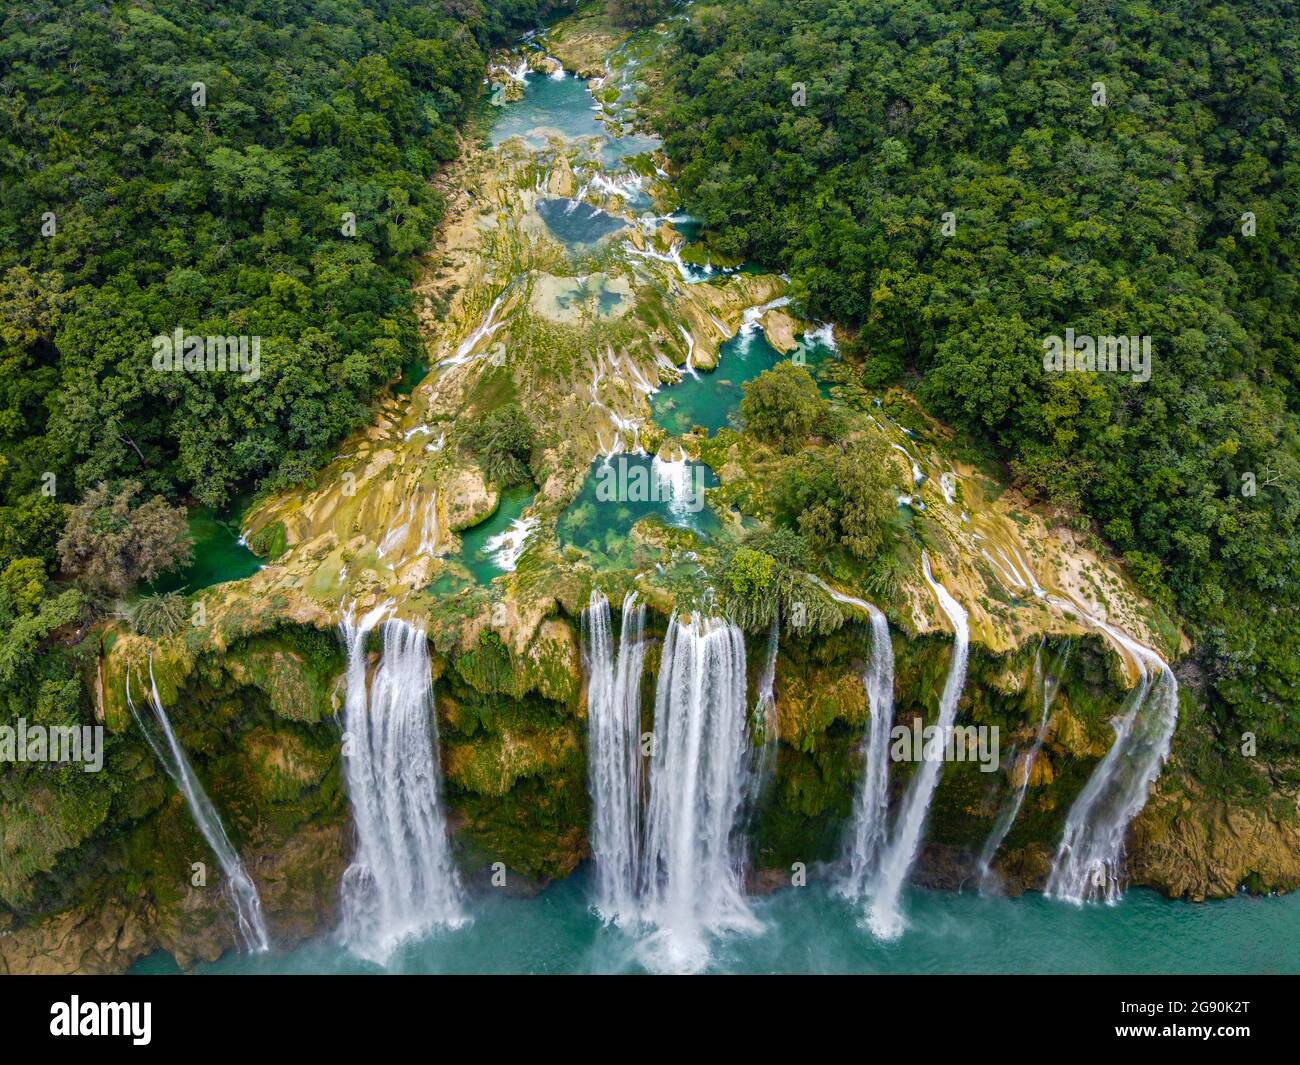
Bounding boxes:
[4,596,1295,975]
[0,627,349,973]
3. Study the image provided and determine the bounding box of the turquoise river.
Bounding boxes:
[134,877,1300,975]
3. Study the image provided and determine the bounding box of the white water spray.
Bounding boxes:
[623,240,697,283]
[417,490,439,557]
[126,659,269,954]
[839,603,897,900]
[1045,616,1178,903]
[803,321,837,350]
[638,614,759,972]
[676,324,699,377]
[583,590,647,924]
[483,515,537,571]
[738,295,791,337]
[650,448,701,518]
[339,608,465,962]
[866,552,968,940]
[442,290,509,366]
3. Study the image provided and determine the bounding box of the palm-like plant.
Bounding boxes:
[129,591,188,637]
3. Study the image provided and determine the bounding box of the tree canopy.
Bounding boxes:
[0,0,562,746]
[655,0,1300,747]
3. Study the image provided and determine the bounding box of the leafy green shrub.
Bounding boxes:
[465,403,536,488]
[773,439,897,562]
[248,521,288,561]
[740,363,827,450]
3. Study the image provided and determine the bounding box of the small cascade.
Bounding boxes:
[623,239,696,283]
[483,514,536,571]
[1046,621,1179,904]
[747,614,781,803]
[638,613,759,972]
[738,295,791,337]
[583,589,647,924]
[890,442,924,487]
[442,289,509,366]
[126,658,269,954]
[650,448,700,517]
[339,608,464,962]
[839,603,896,901]
[677,324,699,377]
[416,490,439,556]
[866,551,969,940]
[376,496,415,559]
[802,321,837,350]
[976,640,1071,889]
[589,171,643,200]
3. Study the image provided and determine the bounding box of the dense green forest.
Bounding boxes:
[2,0,1296,769]
[654,0,1300,750]
[0,0,563,729]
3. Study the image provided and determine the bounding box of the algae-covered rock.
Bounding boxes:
[444,466,499,532]
[547,154,577,197]
[222,645,334,724]
[452,618,581,709]
[0,780,113,909]
[242,727,336,802]
[445,723,579,797]
[776,664,868,753]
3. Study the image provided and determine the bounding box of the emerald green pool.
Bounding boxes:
[394,357,429,396]
[651,327,838,437]
[487,68,659,167]
[652,329,782,436]
[149,498,262,594]
[455,485,536,584]
[558,455,721,568]
[130,877,1300,975]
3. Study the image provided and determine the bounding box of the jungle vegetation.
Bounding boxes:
[653,0,1300,751]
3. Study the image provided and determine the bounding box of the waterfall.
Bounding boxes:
[839,603,896,901]
[976,640,1070,889]
[866,551,968,940]
[676,324,699,377]
[802,577,898,898]
[338,607,465,962]
[748,613,780,796]
[1046,621,1179,903]
[442,289,509,366]
[582,589,647,924]
[483,515,537,571]
[125,658,269,954]
[638,613,759,972]
[650,448,700,517]
[755,615,779,719]
[417,489,439,556]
